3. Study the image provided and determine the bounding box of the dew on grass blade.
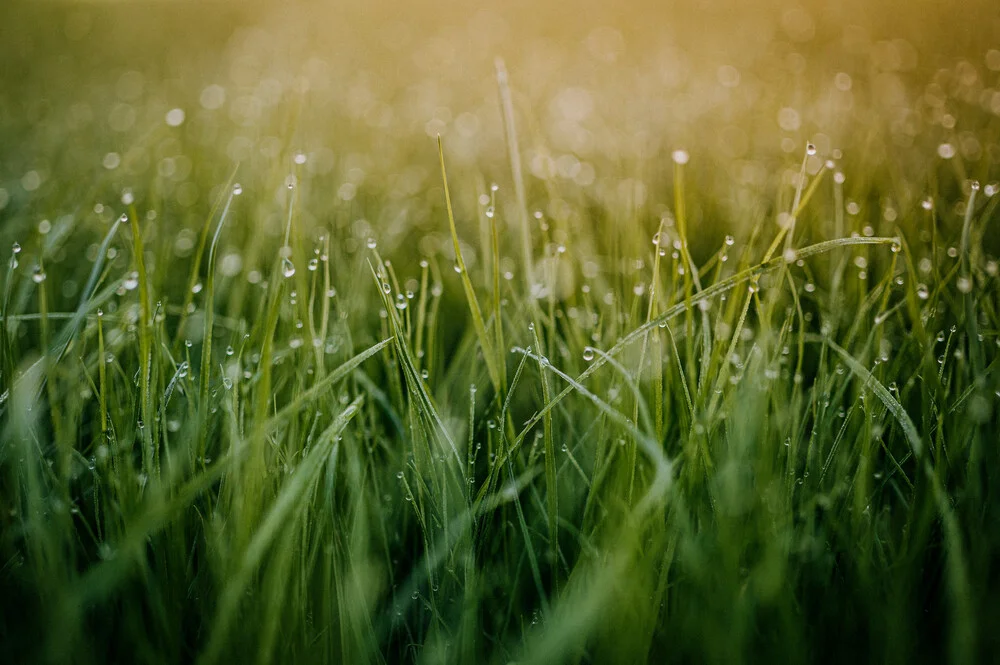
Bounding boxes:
[281,257,296,278]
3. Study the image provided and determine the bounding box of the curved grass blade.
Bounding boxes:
[198,396,364,665]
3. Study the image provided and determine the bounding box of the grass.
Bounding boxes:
[1,2,1000,663]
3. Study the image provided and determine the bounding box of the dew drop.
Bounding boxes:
[281,258,296,278]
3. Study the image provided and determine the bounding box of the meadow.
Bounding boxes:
[1,1,999,663]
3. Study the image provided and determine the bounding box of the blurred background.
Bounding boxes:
[1,0,998,276]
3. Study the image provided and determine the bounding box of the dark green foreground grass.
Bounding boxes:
[2,3,1000,664]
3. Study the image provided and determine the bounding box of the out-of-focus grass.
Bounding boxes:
[1,1,999,663]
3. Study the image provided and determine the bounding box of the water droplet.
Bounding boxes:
[11,242,21,254]
[671,149,690,165]
[165,108,186,127]
[308,258,319,271]
[582,347,595,362]
[232,183,243,196]
[382,282,391,294]
[806,142,817,156]
[724,235,735,246]
[453,263,462,274]
[281,258,296,278]
[921,197,933,211]
[32,267,46,283]
[367,238,377,249]
[937,143,956,159]
[293,151,307,165]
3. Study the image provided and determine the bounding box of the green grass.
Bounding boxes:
[2,2,1000,664]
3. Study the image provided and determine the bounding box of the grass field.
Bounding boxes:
[2,1,1000,663]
